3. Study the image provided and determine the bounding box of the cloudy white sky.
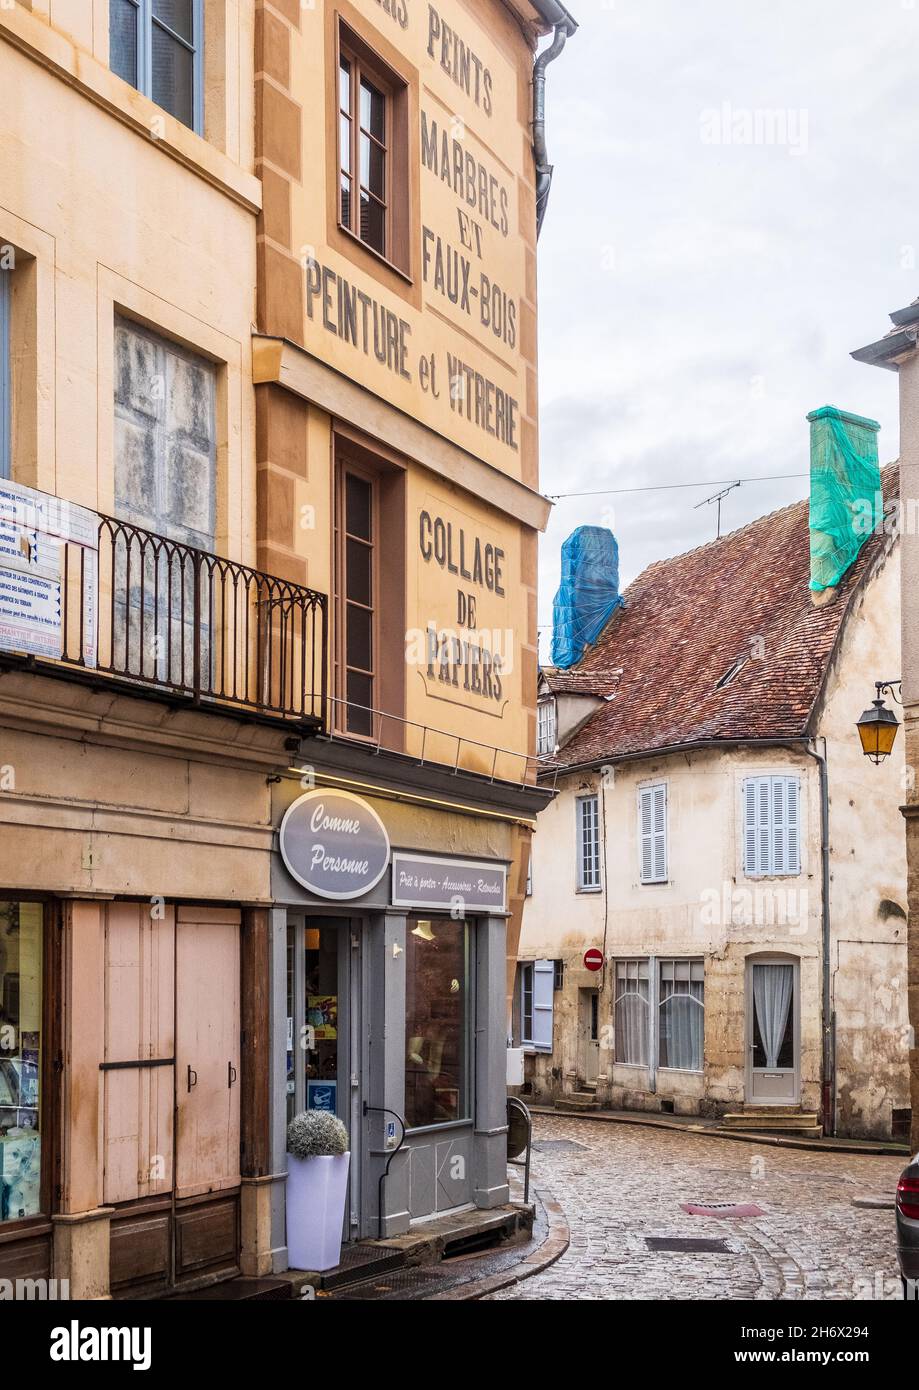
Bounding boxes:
[535,0,917,659]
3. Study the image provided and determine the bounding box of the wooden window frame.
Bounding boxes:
[329,12,416,293]
[338,42,392,263]
[332,427,407,749]
[334,457,380,740]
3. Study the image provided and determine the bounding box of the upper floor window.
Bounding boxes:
[0,269,10,480]
[638,782,667,884]
[743,775,800,877]
[114,318,216,548]
[576,793,601,891]
[110,0,204,134]
[335,23,410,277]
[536,697,557,755]
[335,462,377,738]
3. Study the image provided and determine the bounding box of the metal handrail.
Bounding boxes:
[326,694,560,790]
[53,513,328,726]
[363,1102,407,1239]
[506,1095,533,1205]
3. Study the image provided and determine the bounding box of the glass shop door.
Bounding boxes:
[287,915,361,1243]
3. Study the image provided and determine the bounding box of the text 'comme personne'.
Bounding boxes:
[308,802,371,877]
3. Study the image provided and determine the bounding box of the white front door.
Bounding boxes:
[747,959,799,1104]
[579,990,600,1088]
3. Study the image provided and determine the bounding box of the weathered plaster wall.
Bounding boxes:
[815,544,909,1138]
[898,349,919,1151]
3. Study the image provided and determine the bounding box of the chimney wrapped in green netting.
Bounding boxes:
[807,405,881,593]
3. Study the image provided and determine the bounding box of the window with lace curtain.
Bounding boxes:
[658,958,704,1071]
[614,959,649,1066]
[613,956,704,1072]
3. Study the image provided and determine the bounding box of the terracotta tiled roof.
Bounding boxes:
[554,466,898,767]
[540,667,622,696]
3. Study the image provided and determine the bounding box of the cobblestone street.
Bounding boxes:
[490,1115,906,1301]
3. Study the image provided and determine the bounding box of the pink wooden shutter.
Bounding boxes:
[102,903,175,1205]
[175,908,241,1199]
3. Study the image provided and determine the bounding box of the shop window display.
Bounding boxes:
[0,901,42,1223]
[287,923,341,1125]
[404,918,469,1128]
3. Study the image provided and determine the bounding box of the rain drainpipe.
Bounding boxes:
[532,9,577,235]
[805,738,835,1137]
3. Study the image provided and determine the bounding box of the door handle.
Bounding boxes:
[228,1061,237,1088]
[187,1064,197,1092]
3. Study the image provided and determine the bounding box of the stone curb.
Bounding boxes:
[527,1104,911,1157]
[425,1188,570,1301]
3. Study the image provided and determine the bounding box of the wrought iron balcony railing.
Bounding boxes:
[47,515,327,727]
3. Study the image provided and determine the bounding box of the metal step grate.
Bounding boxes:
[645,1237,732,1254]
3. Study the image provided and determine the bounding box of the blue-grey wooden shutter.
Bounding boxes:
[640,784,667,882]
[744,775,800,875]
[532,959,554,1052]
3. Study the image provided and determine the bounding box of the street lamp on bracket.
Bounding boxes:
[855,679,902,765]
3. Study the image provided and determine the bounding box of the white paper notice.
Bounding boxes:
[0,480,99,666]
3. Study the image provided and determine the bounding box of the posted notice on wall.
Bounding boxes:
[0,480,98,667]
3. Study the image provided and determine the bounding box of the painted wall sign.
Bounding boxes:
[279,789,391,900]
[391,851,507,913]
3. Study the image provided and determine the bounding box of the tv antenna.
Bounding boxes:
[694,480,740,539]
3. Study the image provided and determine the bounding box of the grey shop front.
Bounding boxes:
[265,776,515,1264]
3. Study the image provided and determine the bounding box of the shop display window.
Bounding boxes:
[0,901,42,1224]
[404,917,469,1128]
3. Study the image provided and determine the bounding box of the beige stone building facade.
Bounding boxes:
[0,0,572,1297]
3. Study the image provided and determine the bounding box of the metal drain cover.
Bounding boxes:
[681,1202,764,1218]
[532,1140,589,1153]
[646,1237,730,1253]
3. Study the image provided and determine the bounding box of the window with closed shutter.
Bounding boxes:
[519,960,554,1052]
[576,794,601,890]
[639,782,667,884]
[743,775,801,876]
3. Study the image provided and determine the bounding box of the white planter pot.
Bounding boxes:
[286,1151,351,1272]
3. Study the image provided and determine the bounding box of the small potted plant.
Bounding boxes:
[286,1110,350,1272]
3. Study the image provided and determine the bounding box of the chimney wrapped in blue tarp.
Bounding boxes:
[807,405,881,592]
[551,526,624,669]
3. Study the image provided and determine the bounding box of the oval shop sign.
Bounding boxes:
[279,789,391,900]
